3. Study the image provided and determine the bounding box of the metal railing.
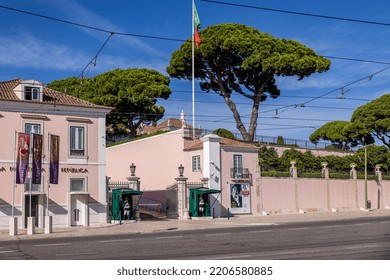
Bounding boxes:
[230,168,251,180]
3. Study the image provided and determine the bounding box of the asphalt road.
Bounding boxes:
[1,216,389,260]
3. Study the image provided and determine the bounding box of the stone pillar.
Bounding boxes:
[200,177,209,188]
[290,161,297,178]
[350,164,357,180]
[45,215,53,234]
[27,217,35,235]
[127,175,141,221]
[375,165,383,210]
[321,162,329,179]
[176,175,189,219]
[9,217,18,236]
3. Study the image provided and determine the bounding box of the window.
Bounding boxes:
[233,154,243,178]
[25,123,41,134]
[192,155,201,172]
[70,126,84,156]
[25,87,40,101]
[70,178,85,192]
[24,178,41,192]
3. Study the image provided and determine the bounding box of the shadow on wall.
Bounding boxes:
[0,198,22,215]
[46,198,68,215]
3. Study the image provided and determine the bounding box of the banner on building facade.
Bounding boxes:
[50,134,60,184]
[16,132,30,184]
[32,134,43,184]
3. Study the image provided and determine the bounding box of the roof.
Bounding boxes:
[0,78,112,111]
[112,188,143,195]
[184,137,259,151]
[189,187,221,195]
[142,118,191,134]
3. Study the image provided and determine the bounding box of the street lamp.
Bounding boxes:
[130,163,136,177]
[178,164,184,177]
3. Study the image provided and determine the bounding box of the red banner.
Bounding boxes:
[32,134,43,184]
[16,133,30,184]
[50,134,60,184]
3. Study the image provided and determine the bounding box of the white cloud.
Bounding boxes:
[0,33,86,71]
[35,0,167,58]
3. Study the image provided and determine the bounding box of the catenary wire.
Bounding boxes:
[201,0,390,27]
[1,4,390,67]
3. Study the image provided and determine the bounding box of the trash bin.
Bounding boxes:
[367,200,371,209]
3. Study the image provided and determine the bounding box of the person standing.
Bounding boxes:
[123,197,131,220]
[198,196,205,216]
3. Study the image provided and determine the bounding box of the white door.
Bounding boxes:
[71,195,85,226]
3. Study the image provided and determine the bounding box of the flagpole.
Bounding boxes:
[29,132,32,218]
[12,131,17,217]
[192,0,196,138]
[47,133,51,216]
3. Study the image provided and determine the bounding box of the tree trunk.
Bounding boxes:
[247,95,262,142]
[222,96,251,141]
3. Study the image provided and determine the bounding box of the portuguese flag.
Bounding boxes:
[194,3,201,48]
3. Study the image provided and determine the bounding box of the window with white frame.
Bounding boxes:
[233,154,243,177]
[70,178,85,192]
[25,123,41,134]
[24,87,40,101]
[70,126,85,156]
[192,155,201,172]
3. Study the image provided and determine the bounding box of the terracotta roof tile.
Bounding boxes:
[0,78,112,110]
[184,137,258,150]
[142,118,191,134]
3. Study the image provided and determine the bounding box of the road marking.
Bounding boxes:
[380,221,390,224]
[345,244,380,250]
[323,225,342,228]
[155,236,183,240]
[288,227,310,231]
[353,223,370,226]
[35,243,71,247]
[277,249,321,255]
[56,252,95,257]
[248,223,278,226]
[98,239,133,243]
[205,233,231,237]
[249,230,273,233]
[207,254,252,260]
[0,250,18,254]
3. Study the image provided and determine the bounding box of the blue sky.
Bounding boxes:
[1,0,390,142]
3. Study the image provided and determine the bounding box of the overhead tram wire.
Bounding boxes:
[171,90,373,102]
[0,5,185,43]
[210,63,388,123]
[323,56,390,66]
[300,64,390,107]
[108,111,346,124]
[201,0,390,27]
[1,4,387,117]
[78,33,114,79]
[2,4,390,69]
[166,98,358,111]
[3,4,390,66]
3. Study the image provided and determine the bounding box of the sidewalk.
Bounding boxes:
[1,209,389,241]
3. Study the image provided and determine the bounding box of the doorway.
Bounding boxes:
[24,195,39,227]
[70,194,86,226]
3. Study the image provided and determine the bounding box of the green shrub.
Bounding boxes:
[212,128,236,140]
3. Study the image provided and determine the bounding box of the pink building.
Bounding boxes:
[106,124,260,217]
[0,79,111,229]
